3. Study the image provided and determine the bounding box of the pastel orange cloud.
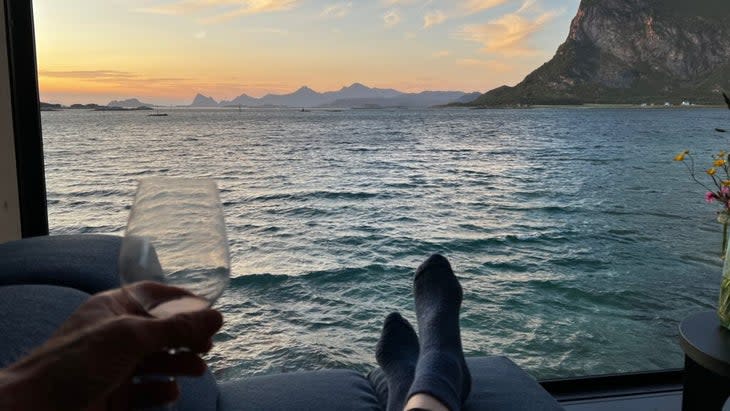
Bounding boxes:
[382,0,420,5]
[137,0,299,22]
[461,0,510,14]
[38,69,292,102]
[383,9,401,28]
[320,2,352,19]
[423,10,447,29]
[40,70,189,99]
[457,9,559,55]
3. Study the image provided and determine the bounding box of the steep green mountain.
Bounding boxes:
[471,0,730,106]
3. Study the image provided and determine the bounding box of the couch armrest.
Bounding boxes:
[0,235,122,294]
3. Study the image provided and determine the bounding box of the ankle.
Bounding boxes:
[405,394,450,411]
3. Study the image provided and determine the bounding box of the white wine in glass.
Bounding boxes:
[119,177,230,317]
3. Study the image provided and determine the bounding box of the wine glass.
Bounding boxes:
[118,177,230,409]
[119,177,230,315]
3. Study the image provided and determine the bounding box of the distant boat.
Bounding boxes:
[148,107,168,117]
[717,128,727,133]
[300,108,311,112]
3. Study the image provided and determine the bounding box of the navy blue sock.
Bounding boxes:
[407,254,471,411]
[376,312,420,411]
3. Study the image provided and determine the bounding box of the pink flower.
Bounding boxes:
[706,192,716,203]
[722,186,730,195]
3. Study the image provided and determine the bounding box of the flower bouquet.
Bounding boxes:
[674,149,730,257]
[674,92,730,328]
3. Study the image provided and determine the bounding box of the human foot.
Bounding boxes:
[376,312,420,411]
[407,254,471,411]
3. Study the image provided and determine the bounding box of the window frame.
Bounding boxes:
[9,0,686,391]
[541,369,683,401]
[6,0,48,238]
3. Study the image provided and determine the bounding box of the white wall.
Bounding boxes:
[0,0,22,243]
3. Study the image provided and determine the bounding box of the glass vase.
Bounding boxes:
[718,211,730,329]
[719,270,730,329]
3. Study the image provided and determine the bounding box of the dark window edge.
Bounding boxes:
[540,369,684,402]
[5,0,48,237]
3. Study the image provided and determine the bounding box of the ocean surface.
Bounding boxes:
[42,107,729,381]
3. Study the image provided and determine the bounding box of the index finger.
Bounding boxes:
[123,281,197,314]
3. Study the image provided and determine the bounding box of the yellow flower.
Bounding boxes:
[708,168,718,176]
[723,180,730,187]
[673,150,690,161]
[715,159,726,167]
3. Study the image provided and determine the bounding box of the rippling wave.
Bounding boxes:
[42,107,726,380]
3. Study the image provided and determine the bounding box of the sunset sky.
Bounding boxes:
[34,0,580,105]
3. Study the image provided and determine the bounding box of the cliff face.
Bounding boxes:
[472,0,730,105]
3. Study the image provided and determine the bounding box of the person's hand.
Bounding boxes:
[0,281,223,410]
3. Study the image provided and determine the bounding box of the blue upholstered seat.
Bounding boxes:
[0,235,563,410]
[0,234,122,293]
[219,369,382,410]
[0,284,88,369]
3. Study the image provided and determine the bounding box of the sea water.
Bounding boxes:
[42,107,728,380]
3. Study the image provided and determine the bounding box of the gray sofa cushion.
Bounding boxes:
[0,284,218,411]
[0,234,122,294]
[464,357,563,410]
[178,372,219,411]
[0,284,89,368]
[218,369,381,411]
[369,356,564,411]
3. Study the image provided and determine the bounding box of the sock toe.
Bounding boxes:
[376,312,419,362]
[415,254,454,282]
[414,254,463,303]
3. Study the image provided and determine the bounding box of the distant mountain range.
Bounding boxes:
[191,94,219,107]
[321,91,480,109]
[188,83,479,108]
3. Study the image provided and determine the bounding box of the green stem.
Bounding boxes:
[721,222,727,260]
[683,157,715,193]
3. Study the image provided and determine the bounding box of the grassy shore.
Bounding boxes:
[534,103,727,109]
[461,103,727,110]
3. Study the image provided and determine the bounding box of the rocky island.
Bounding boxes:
[469,0,730,106]
[39,102,153,111]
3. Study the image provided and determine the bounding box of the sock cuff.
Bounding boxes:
[407,373,461,411]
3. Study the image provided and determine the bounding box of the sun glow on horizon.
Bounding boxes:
[34,0,579,105]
